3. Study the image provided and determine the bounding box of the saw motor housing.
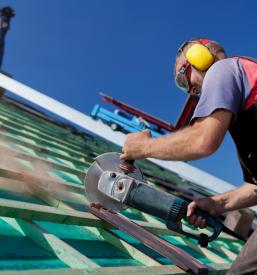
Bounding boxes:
[84,152,223,247]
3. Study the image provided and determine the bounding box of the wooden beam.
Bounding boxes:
[0,197,199,236]
[0,198,102,226]
[88,227,161,267]
[0,111,90,151]
[0,167,84,195]
[0,262,231,275]
[92,263,230,275]
[208,242,237,261]
[0,269,86,275]
[25,183,162,267]
[129,209,238,262]
[0,143,86,179]
[0,266,184,275]
[170,236,228,264]
[0,199,230,274]
[0,104,105,154]
[2,218,99,271]
[89,205,209,274]
[0,130,92,166]
[92,265,187,275]
[0,120,99,160]
[0,109,88,151]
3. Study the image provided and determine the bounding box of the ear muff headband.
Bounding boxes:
[185,40,214,71]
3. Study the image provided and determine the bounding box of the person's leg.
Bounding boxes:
[227,229,257,275]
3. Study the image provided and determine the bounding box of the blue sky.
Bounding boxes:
[1,0,257,187]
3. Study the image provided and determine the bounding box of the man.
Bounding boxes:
[121,38,257,274]
[0,7,15,68]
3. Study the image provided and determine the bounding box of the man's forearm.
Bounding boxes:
[212,182,257,213]
[122,110,231,161]
[147,125,205,161]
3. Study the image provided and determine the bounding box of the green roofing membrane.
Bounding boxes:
[0,96,245,274]
[0,219,69,271]
[36,222,143,267]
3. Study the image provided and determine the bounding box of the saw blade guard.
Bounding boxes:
[84,152,144,212]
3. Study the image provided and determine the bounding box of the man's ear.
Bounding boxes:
[190,87,200,96]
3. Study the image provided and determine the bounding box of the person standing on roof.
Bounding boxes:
[0,7,15,68]
[121,37,257,274]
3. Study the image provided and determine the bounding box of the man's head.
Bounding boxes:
[174,38,227,94]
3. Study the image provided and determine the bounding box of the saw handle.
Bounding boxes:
[124,160,135,165]
[126,182,223,247]
[194,208,223,241]
[119,160,135,174]
[166,200,224,247]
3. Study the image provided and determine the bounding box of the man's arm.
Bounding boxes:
[121,109,233,161]
[187,182,257,228]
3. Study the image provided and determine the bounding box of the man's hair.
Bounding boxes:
[174,37,227,75]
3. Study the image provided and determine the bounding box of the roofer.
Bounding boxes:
[0,6,15,68]
[121,38,257,274]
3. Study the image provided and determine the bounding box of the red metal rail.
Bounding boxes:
[175,95,199,130]
[100,93,199,132]
[100,93,177,132]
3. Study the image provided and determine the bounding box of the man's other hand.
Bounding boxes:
[186,197,222,229]
[120,130,152,160]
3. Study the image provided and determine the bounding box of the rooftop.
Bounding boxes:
[0,73,248,274]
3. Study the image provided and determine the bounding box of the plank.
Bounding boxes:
[0,111,89,151]
[0,262,231,275]
[0,123,95,161]
[0,131,92,165]
[2,218,99,271]
[0,197,171,235]
[0,143,86,178]
[89,204,209,274]
[0,108,90,152]
[0,196,236,240]
[23,182,163,267]
[0,167,84,194]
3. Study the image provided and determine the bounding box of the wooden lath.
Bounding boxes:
[0,177,230,274]
[0,143,86,179]
[0,94,245,273]
[0,122,97,162]
[0,130,92,166]
[0,103,107,152]
[0,106,91,151]
[25,178,163,267]
[0,177,163,270]
[0,263,232,275]
[0,172,240,268]
[0,167,84,194]
[128,209,238,262]
[0,197,183,235]
[2,218,99,271]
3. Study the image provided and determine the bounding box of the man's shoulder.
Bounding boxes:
[204,58,241,85]
[208,58,239,74]
[193,57,244,123]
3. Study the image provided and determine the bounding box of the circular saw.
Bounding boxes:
[84,152,224,247]
[84,152,144,212]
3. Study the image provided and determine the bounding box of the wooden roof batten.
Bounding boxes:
[0,73,244,198]
[0,73,247,274]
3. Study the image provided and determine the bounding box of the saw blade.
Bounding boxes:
[84,152,144,212]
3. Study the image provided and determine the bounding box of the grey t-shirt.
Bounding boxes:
[191,58,250,123]
[190,57,256,183]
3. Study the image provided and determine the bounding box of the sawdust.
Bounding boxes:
[0,139,87,208]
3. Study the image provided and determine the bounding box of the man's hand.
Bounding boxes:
[186,197,223,229]
[120,130,152,160]
[187,183,257,229]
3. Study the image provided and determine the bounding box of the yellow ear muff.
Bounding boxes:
[185,44,214,71]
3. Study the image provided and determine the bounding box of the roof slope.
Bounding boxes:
[0,92,244,274]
